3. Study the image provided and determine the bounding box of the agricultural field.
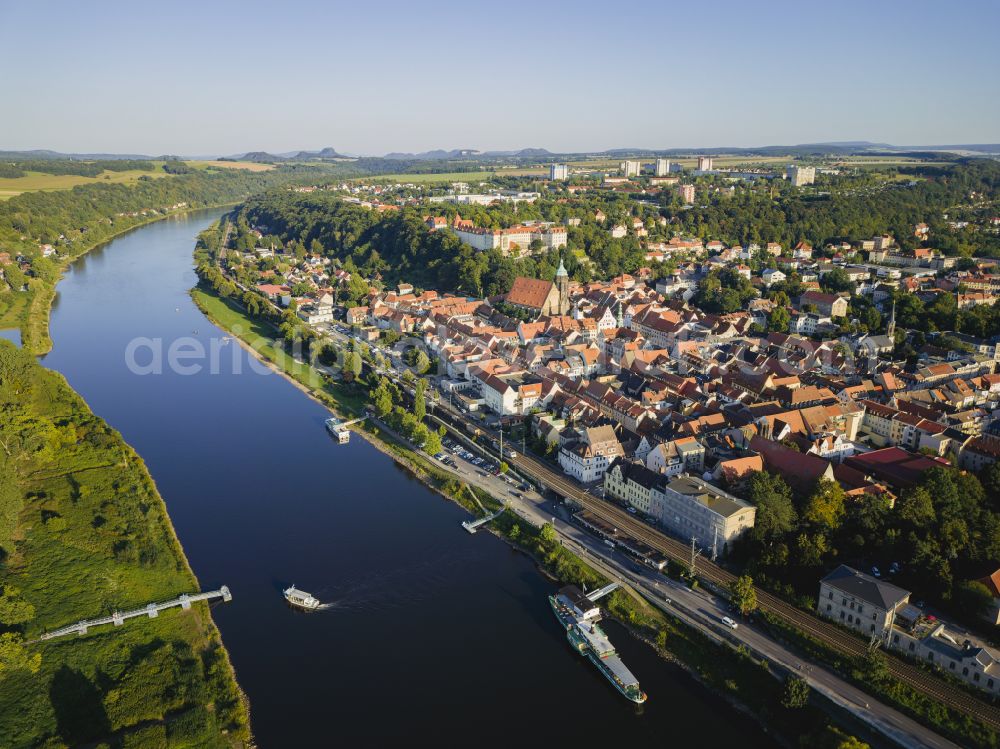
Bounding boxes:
[188,160,276,172]
[0,166,170,200]
[833,155,956,167]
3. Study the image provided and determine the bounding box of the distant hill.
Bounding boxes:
[286,146,348,160]
[0,149,156,161]
[383,148,483,160]
[229,151,287,163]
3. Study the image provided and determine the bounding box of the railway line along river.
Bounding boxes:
[39,209,775,746]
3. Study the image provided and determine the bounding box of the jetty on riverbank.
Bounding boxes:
[34,587,233,643]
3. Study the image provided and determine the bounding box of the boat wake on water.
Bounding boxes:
[299,548,478,614]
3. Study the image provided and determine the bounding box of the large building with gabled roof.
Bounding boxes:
[504,259,570,318]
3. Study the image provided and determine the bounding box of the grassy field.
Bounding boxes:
[187,161,276,172]
[190,287,367,417]
[0,291,29,333]
[0,167,170,200]
[0,341,250,748]
[0,161,278,199]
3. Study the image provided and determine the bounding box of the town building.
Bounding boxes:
[452,222,567,255]
[603,458,666,518]
[620,160,641,177]
[818,565,910,637]
[677,184,695,204]
[697,156,713,171]
[549,164,568,180]
[657,475,756,553]
[654,158,671,177]
[505,260,570,318]
[559,425,625,483]
[787,165,816,187]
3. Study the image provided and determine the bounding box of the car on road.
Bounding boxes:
[626,506,636,514]
[722,616,738,630]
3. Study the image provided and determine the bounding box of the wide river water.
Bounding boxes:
[39,210,775,747]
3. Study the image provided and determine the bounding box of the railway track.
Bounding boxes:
[495,435,1000,731]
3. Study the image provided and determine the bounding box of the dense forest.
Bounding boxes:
[0,159,158,179]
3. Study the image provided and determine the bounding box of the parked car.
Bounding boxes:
[871,566,881,578]
[722,616,738,630]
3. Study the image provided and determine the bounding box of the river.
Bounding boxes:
[40,210,776,747]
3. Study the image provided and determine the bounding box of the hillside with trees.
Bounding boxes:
[0,163,334,352]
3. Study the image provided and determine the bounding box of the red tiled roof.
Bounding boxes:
[507,277,555,310]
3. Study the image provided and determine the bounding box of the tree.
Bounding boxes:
[414,350,431,375]
[955,580,995,621]
[423,428,443,456]
[836,739,870,749]
[342,351,362,381]
[0,633,40,677]
[0,587,34,626]
[779,675,810,709]
[346,273,370,305]
[820,268,854,294]
[414,379,426,422]
[767,305,790,333]
[859,649,890,686]
[370,378,393,419]
[747,472,797,542]
[729,574,757,615]
[803,478,846,530]
[539,523,558,547]
[499,461,509,474]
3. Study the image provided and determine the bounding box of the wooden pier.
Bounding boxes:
[34,586,232,642]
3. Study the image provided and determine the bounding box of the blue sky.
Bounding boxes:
[1,0,997,155]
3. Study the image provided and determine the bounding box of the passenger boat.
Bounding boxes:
[549,585,647,704]
[283,585,321,610]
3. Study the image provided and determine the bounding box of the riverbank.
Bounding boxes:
[3,204,237,354]
[190,283,881,749]
[0,340,252,747]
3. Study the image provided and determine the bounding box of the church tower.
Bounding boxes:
[886,298,896,338]
[555,256,570,315]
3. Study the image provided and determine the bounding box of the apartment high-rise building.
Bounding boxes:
[655,158,671,177]
[620,160,641,177]
[697,156,713,171]
[677,184,696,204]
[787,164,816,187]
[549,163,569,180]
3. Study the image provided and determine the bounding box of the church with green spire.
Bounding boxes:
[504,254,571,319]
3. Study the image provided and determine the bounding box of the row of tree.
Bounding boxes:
[735,466,1000,627]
